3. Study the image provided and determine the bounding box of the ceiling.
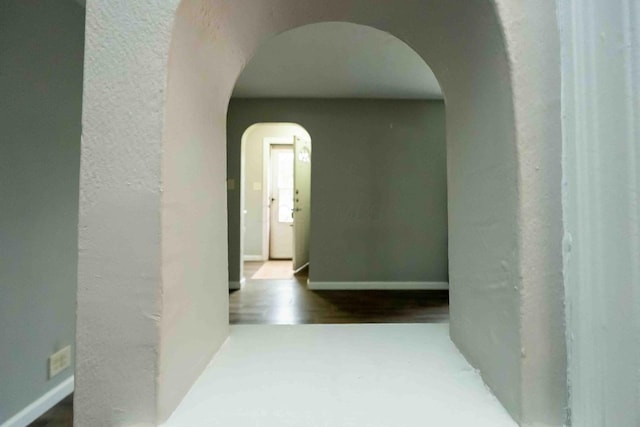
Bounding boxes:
[232,22,443,99]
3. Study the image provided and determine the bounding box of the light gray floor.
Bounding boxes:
[162,324,515,427]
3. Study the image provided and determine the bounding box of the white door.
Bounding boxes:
[269,145,294,259]
[293,136,312,271]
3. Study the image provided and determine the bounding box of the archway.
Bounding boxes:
[76,1,564,425]
[230,122,312,287]
[227,22,448,295]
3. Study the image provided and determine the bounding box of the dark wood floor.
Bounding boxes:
[31,261,449,426]
[231,262,449,324]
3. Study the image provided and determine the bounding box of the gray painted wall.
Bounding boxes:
[0,0,84,423]
[227,99,448,284]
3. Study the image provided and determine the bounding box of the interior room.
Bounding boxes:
[1,1,639,427]
[225,23,451,330]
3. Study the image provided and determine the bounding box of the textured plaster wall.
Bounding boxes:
[227,99,449,285]
[491,2,566,422]
[76,0,180,425]
[79,0,565,425]
[0,1,83,423]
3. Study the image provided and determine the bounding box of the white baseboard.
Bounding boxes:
[1,375,74,427]
[293,262,309,274]
[307,281,449,290]
[229,278,245,290]
[243,255,265,261]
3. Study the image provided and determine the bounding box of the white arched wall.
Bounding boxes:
[77,1,564,425]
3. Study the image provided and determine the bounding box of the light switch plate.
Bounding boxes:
[49,346,72,379]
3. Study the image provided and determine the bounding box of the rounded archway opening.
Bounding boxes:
[229,122,312,288]
[225,23,451,330]
[74,2,565,425]
[159,4,563,420]
[226,22,447,295]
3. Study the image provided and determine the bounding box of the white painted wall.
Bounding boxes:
[79,1,565,425]
[240,123,309,261]
[0,1,83,424]
[560,1,640,425]
[76,0,178,424]
[484,3,566,422]
[158,5,233,420]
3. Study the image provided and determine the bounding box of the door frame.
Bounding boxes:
[262,137,294,261]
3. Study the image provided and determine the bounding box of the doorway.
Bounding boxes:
[234,124,312,285]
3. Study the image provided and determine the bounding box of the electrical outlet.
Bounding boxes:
[49,346,72,379]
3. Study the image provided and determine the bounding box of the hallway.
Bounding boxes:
[158,265,515,426]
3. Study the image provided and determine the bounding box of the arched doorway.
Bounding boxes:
[76,1,564,425]
[230,122,312,288]
[226,22,448,294]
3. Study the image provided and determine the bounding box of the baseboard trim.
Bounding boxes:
[293,262,310,274]
[243,255,265,262]
[1,375,74,427]
[307,281,449,290]
[229,278,245,290]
